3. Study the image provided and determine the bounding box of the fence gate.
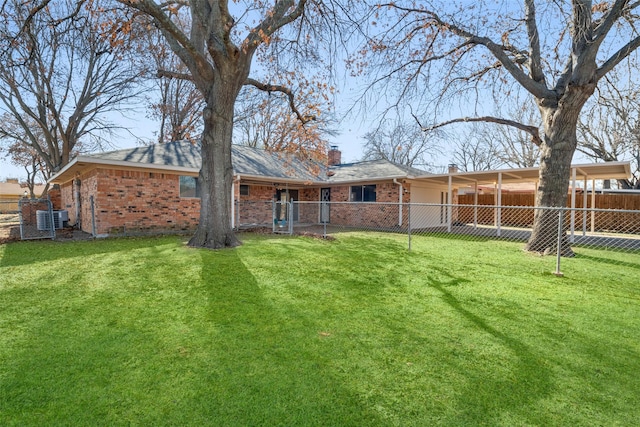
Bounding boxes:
[18,198,56,240]
[272,200,294,234]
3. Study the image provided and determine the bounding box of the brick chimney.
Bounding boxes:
[328,145,342,166]
[448,163,458,173]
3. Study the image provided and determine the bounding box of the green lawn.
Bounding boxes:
[1,233,639,426]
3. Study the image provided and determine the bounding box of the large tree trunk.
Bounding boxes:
[525,134,575,257]
[525,87,593,257]
[188,79,242,249]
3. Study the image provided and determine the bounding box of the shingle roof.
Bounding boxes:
[90,141,325,181]
[327,159,427,182]
[64,140,428,183]
[91,141,201,169]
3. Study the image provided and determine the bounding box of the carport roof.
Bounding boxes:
[411,162,632,186]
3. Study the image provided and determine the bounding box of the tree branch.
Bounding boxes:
[157,69,193,80]
[524,0,545,85]
[420,116,542,147]
[244,78,314,124]
[117,0,214,83]
[246,0,308,50]
[596,35,640,79]
[377,3,556,100]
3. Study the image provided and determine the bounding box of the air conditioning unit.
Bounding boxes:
[36,210,69,230]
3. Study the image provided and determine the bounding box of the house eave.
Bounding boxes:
[48,156,201,184]
[412,161,632,186]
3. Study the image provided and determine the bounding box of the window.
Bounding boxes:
[240,184,249,196]
[179,176,200,198]
[350,185,376,202]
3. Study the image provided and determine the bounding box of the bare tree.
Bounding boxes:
[146,15,205,144]
[578,72,640,189]
[118,0,347,248]
[0,0,144,179]
[356,0,640,255]
[493,102,540,168]
[233,83,337,164]
[451,125,504,172]
[361,119,435,168]
[0,114,48,196]
[454,102,540,170]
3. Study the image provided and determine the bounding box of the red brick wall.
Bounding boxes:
[322,181,408,228]
[93,169,200,236]
[297,188,320,223]
[235,185,320,226]
[59,169,413,235]
[60,181,74,222]
[59,170,99,233]
[236,185,275,226]
[48,186,62,210]
[330,185,350,202]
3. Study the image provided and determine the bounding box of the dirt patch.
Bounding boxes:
[0,216,93,245]
[0,223,20,245]
[240,226,335,241]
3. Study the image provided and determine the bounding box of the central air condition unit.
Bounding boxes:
[36,210,69,230]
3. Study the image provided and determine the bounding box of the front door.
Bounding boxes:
[320,188,330,223]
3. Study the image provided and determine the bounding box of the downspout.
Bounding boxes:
[232,174,241,229]
[74,178,81,229]
[393,178,403,226]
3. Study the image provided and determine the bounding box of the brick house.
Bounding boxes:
[48,141,631,237]
[47,142,429,236]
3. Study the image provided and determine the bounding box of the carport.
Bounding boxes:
[408,161,632,237]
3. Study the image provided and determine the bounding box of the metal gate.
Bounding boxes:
[272,200,294,234]
[320,188,330,223]
[18,198,56,240]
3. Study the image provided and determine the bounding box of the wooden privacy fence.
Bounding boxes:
[458,193,640,233]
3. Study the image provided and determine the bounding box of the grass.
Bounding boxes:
[1,232,639,426]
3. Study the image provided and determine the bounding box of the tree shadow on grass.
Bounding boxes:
[194,248,386,425]
[0,242,385,425]
[572,252,640,271]
[424,266,553,425]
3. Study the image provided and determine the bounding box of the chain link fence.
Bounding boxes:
[17,198,58,240]
[255,201,640,272]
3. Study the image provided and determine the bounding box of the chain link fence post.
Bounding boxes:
[48,197,56,240]
[289,200,294,235]
[554,208,564,277]
[408,202,412,251]
[272,200,276,233]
